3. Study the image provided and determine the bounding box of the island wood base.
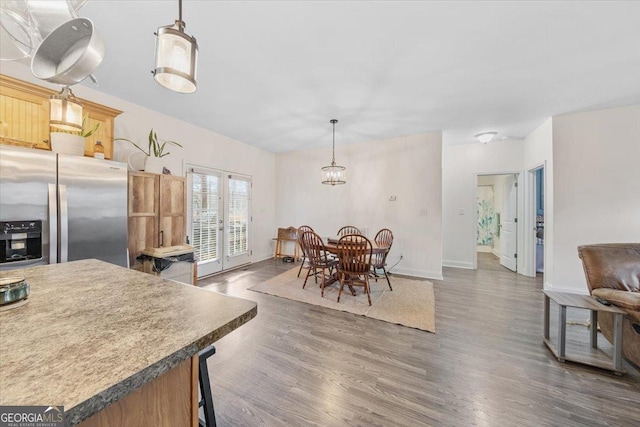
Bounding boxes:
[79,356,198,427]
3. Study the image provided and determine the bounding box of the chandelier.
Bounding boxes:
[321,119,346,185]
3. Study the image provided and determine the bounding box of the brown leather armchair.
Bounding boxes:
[578,243,640,367]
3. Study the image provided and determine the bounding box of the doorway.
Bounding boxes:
[532,166,545,278]
[187,165,252,278]
[476,173,519,272]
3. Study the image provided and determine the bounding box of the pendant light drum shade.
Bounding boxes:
[49,86,82,131]
[153,0,197,94]
[321,163,346,186]
[153,22,197,93]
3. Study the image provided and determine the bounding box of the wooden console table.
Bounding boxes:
[543,290,627,375]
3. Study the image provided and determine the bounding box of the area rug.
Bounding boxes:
[248,268,435,333]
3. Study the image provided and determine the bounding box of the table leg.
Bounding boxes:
[558,305,567,362]
[590,310,598,348]
[543,294,550,340]
[613,313,623,374]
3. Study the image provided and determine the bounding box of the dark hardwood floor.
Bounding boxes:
[199,259,640,426]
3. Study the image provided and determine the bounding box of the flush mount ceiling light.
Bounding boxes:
[321,119,346,186]
[49,86,82,131]
[152,0,198,94]
[475,131,497,144]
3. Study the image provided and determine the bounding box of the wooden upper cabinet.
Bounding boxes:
[0,74,121,159]
[127,172,187,270]
[0,77,49,149]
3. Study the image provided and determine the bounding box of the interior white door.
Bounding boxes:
[223,173,252,270]
[500,174,518,271]
[187,166,223,277]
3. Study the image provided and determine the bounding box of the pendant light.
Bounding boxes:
[321,119,346,185]
[49,86,82,131]
[152,0,198,93]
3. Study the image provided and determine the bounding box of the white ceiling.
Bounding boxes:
[79,1,640,152]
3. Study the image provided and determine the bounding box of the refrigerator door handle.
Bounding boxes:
[60,184,68,263]
[48,183,58,264]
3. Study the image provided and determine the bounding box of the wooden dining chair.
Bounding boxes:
[336,234,373,306]
[337,226,361,237]
[301,231,338,297]
[371,228,393,291]
[297,225,314,278]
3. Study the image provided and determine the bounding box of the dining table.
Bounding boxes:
[317,237,391,296]
[323,237,390,256]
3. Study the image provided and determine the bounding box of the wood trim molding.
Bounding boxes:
[0,74,123,117]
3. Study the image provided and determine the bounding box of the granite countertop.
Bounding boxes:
[0,259,257,425]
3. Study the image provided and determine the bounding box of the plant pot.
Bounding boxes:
[50,132,85,156]
[144,156,164,174]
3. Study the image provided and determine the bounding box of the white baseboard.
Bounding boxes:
[442,260,474,269]
[491,248,501,257]
[543,282,589,295]
[253,252,275,263]
[477,245,492,253]
[391,267,443,281]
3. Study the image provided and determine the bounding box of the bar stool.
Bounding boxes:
[198,345,217,427]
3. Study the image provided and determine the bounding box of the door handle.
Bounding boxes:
[159,230,164,247]
[59,184,68,263]
[48,183,57,264]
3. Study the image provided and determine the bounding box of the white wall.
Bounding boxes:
[551,105,640,293]
[523,118,553,282]
[2,62,277,261]
[442,139,524,269]
[276,132,443,280]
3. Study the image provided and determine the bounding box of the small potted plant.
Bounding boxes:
[116,129,182,173]
[49,115,99,156]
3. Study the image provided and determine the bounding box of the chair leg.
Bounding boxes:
[297,254,306,278]
[364,275,372,306]
[303,265,313,289]
[320,267,327,297]
[198,346,217,427]
[337,273,345,303]
[383,267,392,291]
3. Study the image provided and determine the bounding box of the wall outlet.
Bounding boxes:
[458,208,465,215]
[389,195,397,201]
[419,208,428,216]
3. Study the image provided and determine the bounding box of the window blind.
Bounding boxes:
[191,172,220,263]
[227,175,250,256]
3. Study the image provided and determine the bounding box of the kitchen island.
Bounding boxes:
[0,259,257,426]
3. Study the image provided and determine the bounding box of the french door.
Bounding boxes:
[187,166,252,278]
[224,173,252,269]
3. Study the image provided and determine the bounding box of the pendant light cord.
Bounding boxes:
[179,0,183,22]
[332,120,336,164]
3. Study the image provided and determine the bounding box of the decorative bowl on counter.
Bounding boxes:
[0,276,30,308]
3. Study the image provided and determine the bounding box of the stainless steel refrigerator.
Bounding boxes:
[0,145,128,271]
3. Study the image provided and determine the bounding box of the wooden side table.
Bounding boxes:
[543,290,627,375]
